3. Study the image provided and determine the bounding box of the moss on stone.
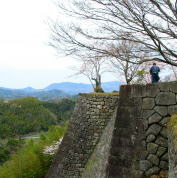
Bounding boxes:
[81,155,97,178]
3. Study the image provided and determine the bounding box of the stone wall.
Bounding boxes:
[46,81,177,178]
[107,81,177,178]
[81,110,117,178]
[46,93,119,178]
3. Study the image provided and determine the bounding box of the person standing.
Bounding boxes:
[150,63,160,83]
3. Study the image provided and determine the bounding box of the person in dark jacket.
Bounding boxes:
[150,63,160,83]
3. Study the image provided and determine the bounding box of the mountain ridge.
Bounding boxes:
[0,81,122,100]
[44,81,122,94]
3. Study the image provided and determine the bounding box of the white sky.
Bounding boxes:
[0,0,116,89]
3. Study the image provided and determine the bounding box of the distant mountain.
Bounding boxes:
[101,81,122,92]
[0,81,122,100]
[0,88,68,100]
[44,82,92,95]
[21,87,37,93]
[44,81,122,95]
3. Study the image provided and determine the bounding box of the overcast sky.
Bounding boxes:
[0,0,117,89]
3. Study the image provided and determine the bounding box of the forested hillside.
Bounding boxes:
[0,97,75,166]
[41,98,75,123]
[0,97,75,139]
[0,97,57,139]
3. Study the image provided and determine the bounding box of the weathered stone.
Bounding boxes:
[144,119,149,130]
[155,136,167,147]
[46,94,119,178]
[131,85,145,97]
[133,98,143,106]
[97,105,102,109]
[147,154,160,166]
[160,127,167,138]
[145,167,160,177]
[159,160,168,170]
[142,110,155,119]
[159,82,170,92]
[159,117,170,127]
[146,134,156,143]
[146,124,162,136]
[169,81,177,93]
[147,143,159,154]
[156,146,167,157]
[161,153,168,161]
[140,151,149,160]
[148,113,162,124]
[140,160,152,171]
[142,98,155,110]
[154,106,168,116]
[145,84,160,97]
[155,92,176,105]
[168,105,177,115]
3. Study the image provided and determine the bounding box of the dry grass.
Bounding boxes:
[150,171,168,178]
[80,92,119,96]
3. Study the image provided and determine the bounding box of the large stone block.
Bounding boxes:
[143,119,149,130]
[154,106,168,116]
[142,110,155,119]
[161,153,168,161]
[148,113,162,124]
[156,146,167,157]
[142,98,155,110]
[155,136,167,147]
[145,167,160,177]
[159,160,168,170]
[147,154,160,166]
[140,160,152,171]
[168,105,177,115]
[155,92,176,105]
[159,82,170,92]
[147,143,159,154]
[169,81,177,93]
[159,117,170,127]
[146,134,156,143]
[146,124,162,136]
[145,84,160,97]
[160,127,167,138]
[131,85,145,97]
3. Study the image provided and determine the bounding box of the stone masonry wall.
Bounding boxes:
[46,93,119,178]
[81,110,117,178]
[107,81,177,178]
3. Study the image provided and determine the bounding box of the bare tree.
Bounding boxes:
[74,53,105,92]
[50,0,177,66]
[108,40,150,84]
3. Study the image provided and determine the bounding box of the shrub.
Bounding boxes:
[0,123,68,178]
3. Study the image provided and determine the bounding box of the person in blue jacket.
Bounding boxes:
[150,63,160,83]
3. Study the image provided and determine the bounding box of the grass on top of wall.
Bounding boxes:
[80,92,119,96]
[167,114,177,133]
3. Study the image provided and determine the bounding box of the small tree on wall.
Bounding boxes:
[75,54,105,92]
